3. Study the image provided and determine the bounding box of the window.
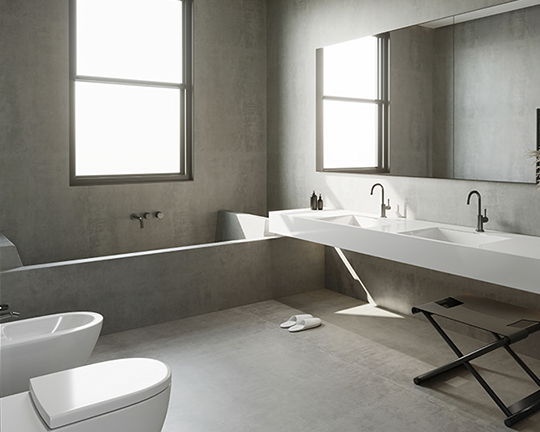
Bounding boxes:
[316,34,389,173]
[70,0,192,185]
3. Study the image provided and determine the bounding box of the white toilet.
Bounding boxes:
[0,358,172,432]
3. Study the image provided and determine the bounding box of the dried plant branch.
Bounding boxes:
[527,149,540,159]
[528,150,540,188]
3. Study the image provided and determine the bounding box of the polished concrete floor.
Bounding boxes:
[89,289,540,431]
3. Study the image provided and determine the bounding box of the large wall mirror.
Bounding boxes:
[317,0,540,183]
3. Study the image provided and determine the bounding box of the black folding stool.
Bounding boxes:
[412,293,540,427]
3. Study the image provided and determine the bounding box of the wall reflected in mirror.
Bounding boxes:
[318,1,540,184]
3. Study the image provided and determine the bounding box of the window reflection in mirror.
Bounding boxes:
[316,34,389,173]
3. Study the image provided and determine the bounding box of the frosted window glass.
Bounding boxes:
[324,36,378,99]
[76,0,182,83]
[323,100,378,169]
[75,82,181,176]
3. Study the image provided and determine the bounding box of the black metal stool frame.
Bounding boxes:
[413,294,540,427]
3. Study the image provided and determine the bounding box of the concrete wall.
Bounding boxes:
[0,0,267,265]
[325,247,540,359]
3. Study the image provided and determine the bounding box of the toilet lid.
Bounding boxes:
[29,358,171,429]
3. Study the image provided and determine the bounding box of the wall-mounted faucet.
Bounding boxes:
[370,183,391,218]
[466,190,489,232]
[0,303,20,322]
[131,212,164,229]
[131,212,151,229]
[131,213,148,229]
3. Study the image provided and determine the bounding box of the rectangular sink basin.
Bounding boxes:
[319,214,392,228]
[400,227,509,247]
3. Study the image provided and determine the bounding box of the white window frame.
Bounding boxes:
[316,33,390,174]
[69,0,193,186]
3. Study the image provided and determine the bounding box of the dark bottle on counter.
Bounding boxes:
[310,191,317,210]
[317,194,323,210]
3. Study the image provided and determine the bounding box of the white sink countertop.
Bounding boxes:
[269,208,540,295]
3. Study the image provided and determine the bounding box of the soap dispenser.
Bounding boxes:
[317,194,324,210]
[310,191,317,210]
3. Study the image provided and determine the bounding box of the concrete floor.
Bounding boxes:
[89,289,540,431]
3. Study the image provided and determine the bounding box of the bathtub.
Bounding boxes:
[1,212,323,336]
[0,311,103,397]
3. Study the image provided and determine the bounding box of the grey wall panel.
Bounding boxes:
[0,0,267,265]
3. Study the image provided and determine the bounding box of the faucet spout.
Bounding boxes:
[370,183,391,218]
[0,303,20,322]
[466,190,488,232]
[131,213,144,229]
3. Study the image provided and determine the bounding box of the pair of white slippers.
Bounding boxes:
[280,314,322,332]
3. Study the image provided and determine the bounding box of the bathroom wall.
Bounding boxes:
[267,0,540,355]
[325,247,540,359]
[0,0,267,265]
[266,0,540,237]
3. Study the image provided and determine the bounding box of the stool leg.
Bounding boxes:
[492,333,540,388]
[415,312,512,417]
[413,337,507,384]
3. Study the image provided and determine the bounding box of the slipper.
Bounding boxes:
[280,314,313,328]
[288,317,322,332]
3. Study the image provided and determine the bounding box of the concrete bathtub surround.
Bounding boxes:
[215,210,276,242]
[0,234,23,272]
[1,208,322,334]
[1,233,323,335]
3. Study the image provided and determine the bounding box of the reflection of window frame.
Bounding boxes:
[316,33,390,173]
[69,0,193,186]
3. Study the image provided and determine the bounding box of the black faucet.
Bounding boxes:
[131,212,151,229]
[370,183,391,218]
[0,303,20,322]
[131,213,144,229]
[466,190,489,232]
